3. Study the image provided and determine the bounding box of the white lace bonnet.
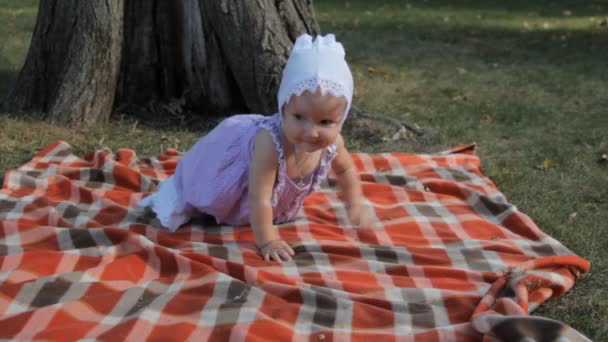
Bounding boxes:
[277,33,353,124]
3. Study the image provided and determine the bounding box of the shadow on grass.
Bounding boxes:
[321,16,607,83]
[0,105,223,134]
[0,69,18,100]
[1,72,224,134]
[113,106,227,133]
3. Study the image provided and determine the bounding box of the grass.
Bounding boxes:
[1,0,607,339]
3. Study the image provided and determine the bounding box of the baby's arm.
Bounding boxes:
[331,134,371,227]
[248,130,295,262]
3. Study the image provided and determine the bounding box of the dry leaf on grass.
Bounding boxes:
[537,159,556,170]
[480,114,492,124]
[160,135,180,152]
[381,126,414,142]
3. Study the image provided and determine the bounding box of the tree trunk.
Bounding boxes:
[116,0,227,116]
[2,1,124,127]
[2,0,319,127]
[199,0,317,114]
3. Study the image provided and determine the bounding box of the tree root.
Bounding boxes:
[349,105,426,137]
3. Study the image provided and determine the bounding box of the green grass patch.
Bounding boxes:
[0,0,38,96]
[1,0,607,339]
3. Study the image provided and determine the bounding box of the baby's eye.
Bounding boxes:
[320,120,334,126]
[294,114,304,121]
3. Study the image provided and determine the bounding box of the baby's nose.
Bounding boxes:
[305,125,319,138]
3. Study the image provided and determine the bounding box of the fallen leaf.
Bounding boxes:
[382,127,413,142]
[563,10,572,16]
[480,114,492,124]
[443,16,451,23]
[599,19,607,27]
[160,135,181,151]
[598,153,608,163]
[568,212,577,221]
[457,67,467,75]
[390,130,401,140]
[452,95,467,102]
[541,159,556,169]
[367,66,376,73]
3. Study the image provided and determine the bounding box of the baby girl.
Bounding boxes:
[140,33,370,262]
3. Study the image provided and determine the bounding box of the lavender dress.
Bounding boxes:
[140,114,337,231]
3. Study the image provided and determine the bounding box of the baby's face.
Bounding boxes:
[282,89,346,153]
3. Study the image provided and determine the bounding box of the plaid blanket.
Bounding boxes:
[0,141,590,341]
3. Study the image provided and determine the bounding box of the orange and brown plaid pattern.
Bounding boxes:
[0,141,590,341]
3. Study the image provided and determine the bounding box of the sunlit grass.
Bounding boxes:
[318,1,606,28]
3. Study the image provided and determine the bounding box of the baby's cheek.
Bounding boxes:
[327,129,340,142]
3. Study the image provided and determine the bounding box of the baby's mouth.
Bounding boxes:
[294,141,320,152]
[300,141,320,147]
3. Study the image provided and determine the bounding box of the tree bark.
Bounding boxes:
[2,0,124,127]
[3,0,319,127]
[116,0,232,116]
[199,0,318,114]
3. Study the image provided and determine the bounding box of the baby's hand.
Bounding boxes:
[348,205,373,228]
[257,239,295,262]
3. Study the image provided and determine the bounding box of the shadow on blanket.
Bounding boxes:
[0,141,590,341]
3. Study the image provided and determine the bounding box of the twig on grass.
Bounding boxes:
[349,105,425,137]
